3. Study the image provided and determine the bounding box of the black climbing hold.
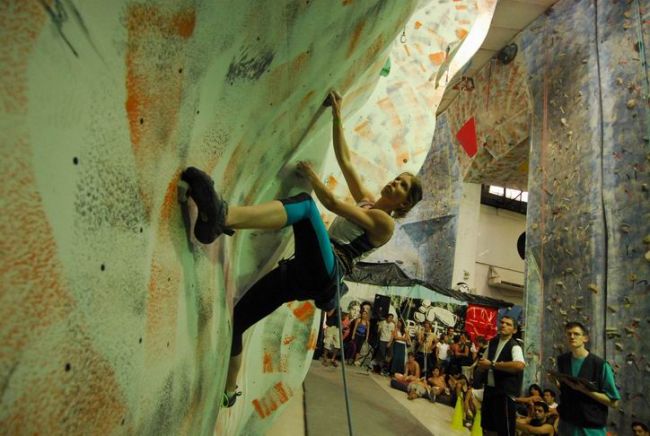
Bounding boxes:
[65,363,71,372]
[139,118,144,125]
[139,337,142,343]
[73,157,79,165]
[497,43,518,65]
[178,68,183,73]
[101,264,105,271]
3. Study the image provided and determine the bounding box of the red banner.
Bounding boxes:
[464,304,498,342]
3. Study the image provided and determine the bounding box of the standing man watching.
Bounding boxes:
[477,315,526,436]
[553,322,620,436]
[375,313,395,374]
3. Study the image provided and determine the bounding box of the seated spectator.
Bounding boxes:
[542,388,558,415]
[406,377,430,400]
[516,383,544,416]
[463,384,480,429]
[393,352,420,383]
[633,422,650,436]
[450,374,469,406]
[516,401,557,435]
[427,366,449,400]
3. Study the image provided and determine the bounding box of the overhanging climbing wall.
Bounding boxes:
[0,0,492,434]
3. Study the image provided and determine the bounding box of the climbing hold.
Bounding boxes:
[560,118,568,127]
[587,283,599,294]
[644,251,650,263]
[497,43,518,64]
[620,223,631,233]
[615,342,624,351]
[616,77,624,86]
[380,57,391,77]
[643,235,650,244]
[607,305,617,313]
[627,99,637,109]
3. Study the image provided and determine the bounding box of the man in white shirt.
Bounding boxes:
[477,316,525,436]
[542,389,558,415]
[375,314,395,374]
[436,333,450,373]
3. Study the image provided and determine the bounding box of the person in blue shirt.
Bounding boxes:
[552,321,620,436]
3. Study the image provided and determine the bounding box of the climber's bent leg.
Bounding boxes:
[226,201,288,230]
[281,192,335,276]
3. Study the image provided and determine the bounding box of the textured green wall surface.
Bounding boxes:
[0,0,491,434]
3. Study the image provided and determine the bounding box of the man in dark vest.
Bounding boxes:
[554,322,620,436]
[477,315,525,436]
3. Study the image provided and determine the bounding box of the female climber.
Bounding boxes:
[180,91,423,407]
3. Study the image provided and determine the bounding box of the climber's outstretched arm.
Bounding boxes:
[329,91,375,204]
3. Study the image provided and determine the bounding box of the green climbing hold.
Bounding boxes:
[380,57,391,77]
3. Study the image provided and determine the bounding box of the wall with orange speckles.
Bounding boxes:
[0,0,492,434]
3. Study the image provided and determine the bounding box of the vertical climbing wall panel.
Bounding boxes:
[432,0,648,427]
[520,0,649,429]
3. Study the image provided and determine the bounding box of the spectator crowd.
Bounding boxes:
[317,302,637,436]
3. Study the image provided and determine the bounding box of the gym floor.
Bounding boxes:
[267,362,469,436]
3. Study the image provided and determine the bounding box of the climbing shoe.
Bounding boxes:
[222,390,242,408]
[180,167,234,243]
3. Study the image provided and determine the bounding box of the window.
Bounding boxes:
[481,184,528,214]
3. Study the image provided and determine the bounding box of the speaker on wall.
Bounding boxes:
[373,294,391,320]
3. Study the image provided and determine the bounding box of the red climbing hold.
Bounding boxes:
[456,117,478,157]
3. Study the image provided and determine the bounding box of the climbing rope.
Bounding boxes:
[335,278,354,436]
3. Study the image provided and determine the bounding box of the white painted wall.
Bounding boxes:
[452,183,482,289]
[453,185,526,305]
